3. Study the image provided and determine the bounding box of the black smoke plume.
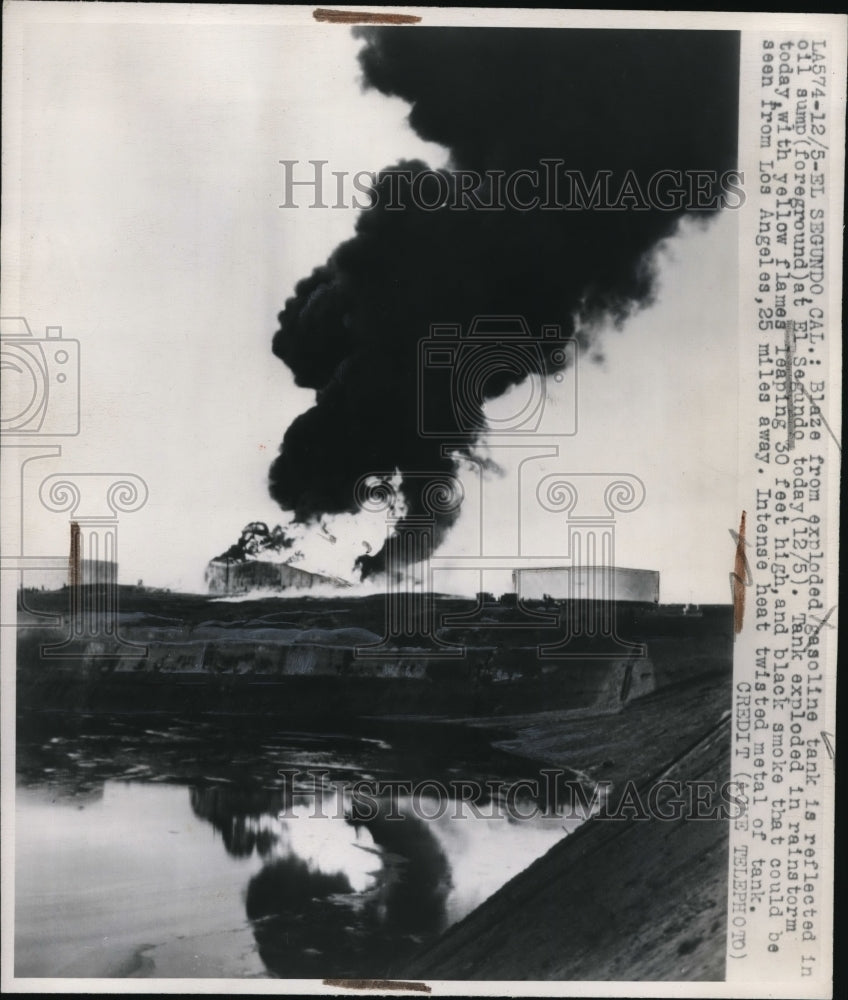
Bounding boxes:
[215,521,296,563]
[269,28,739,578]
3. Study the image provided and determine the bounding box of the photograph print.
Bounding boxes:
[2,6,802,993]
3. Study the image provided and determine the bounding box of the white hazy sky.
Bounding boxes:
[2,9,740,603]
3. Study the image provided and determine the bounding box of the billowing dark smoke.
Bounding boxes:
[269,28,739,578]
[215,521,296,563]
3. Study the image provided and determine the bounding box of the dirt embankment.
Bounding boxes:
[394,669,733,982]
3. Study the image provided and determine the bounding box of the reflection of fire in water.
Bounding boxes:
[189,786,452,978]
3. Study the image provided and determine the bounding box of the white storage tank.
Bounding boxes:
[512,566,659,604]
